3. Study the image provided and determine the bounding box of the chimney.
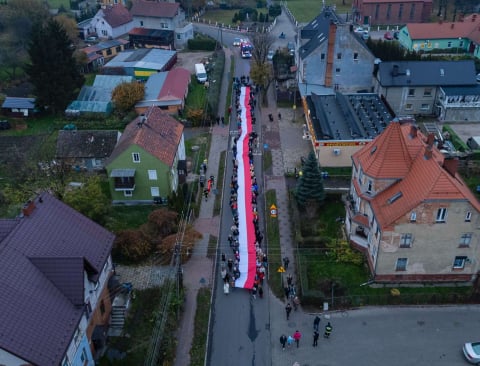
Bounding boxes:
[409,125,418,138]
[450,23,455,29]
[443,157,459,177]
[392,64,399,76]
[424,146,433,160]
[426,133,435,147]
[22,200,36,217]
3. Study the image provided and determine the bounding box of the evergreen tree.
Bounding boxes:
[26,19,84,114]
[295,151,325,212]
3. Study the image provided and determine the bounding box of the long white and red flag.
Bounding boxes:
[235,86,256,289]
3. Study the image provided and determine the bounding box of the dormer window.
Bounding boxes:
[465,212,472,222]
[436,208,447,223]
[410,212,417,222]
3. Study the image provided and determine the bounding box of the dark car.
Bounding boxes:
[0,120,11,130]
[393,31,399,40]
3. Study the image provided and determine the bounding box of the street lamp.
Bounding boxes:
[457,37,462,55]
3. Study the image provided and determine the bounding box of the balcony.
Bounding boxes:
[110,169,136,191]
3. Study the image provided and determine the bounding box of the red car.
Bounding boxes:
[384,31,393,40]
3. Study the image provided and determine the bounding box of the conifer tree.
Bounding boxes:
[26,19,84,114]
[295,151,325,213]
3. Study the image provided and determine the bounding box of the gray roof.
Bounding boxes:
[142,72,168,101]
[441,84,480,96]
[66,75,133,114]
[307,92,393,141]
[300,7,338,59]
[0,192,115,366]
[377,60,476,87]
[105,48,176,70]
[56,130,120,158]
[1,97,35,109]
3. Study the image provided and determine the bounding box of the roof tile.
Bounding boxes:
[107,106,184,166]
[353,121,480,229]
[0,192,115,366]
[130,0,180,18]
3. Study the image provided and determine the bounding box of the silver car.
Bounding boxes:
[463,342,480,364]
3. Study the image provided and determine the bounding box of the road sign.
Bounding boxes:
[270,204,277,218]
[277,266,286,273]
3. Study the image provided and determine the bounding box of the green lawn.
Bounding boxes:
[105,205,157,232]
[282,0,352,23]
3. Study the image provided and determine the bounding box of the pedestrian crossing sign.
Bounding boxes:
[277,266,286,273]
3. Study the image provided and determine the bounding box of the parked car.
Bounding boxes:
[287,42,295,56]
[463,342,480,364]
[0,120,11,130]
[393,31,399,40]
[267,50,274,61]
[86,35,98,42]
[354,26,365,33]
[233,37,241,47]
[362,31,369,40]
[384,31,393,40]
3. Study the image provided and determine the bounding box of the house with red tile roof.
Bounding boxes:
[129,0,193,49]
[398,14,480,59]
[347,119,480,284]
[352,0,432,26]
[0,192,115,365]
[106,106,186,204]
[135,67,190,114]
[92,4,134,39]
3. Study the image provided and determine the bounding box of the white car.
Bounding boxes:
[463,342,480,364]
[267,50,274,61]
[233,37,241,47]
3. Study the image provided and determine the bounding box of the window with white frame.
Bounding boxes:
[436,207,447,223]
[132,152,140,163]
[400,233,413,248]
[453,256,467,269]
[124,190,132,197]
[459,233,472,247]
[410,212,417,222]
[405,103,413,110]
[420,103,429,110]
[395,258,407,271]
[161,22,168,29]
[148,170,158,180]
[465,212,472,222]
[151,187,160,197]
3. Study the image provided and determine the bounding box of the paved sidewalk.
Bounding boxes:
[173,48,232,366]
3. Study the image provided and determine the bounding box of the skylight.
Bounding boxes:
[387,191,403,204]
[370,145,377,155]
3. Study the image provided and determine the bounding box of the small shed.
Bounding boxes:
[1,97,36,117]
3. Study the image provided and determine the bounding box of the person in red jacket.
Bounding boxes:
[293,330,302,348]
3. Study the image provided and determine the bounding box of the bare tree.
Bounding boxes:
[251,32,275,65]
[250,32,276,104]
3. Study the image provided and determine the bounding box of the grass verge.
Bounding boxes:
[263,150,272,172]
[266,189,283,298]
[213,150,226,216]
[207,234,217,259]
[282,0,352,23]
[224,55,235,118]
[190,287,212,365]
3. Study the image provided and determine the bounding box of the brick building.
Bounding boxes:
[352,0,433,26]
